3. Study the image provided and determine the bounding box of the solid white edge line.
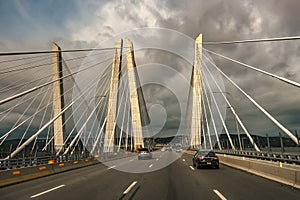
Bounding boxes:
[213,189,227,200]
[108,165,116,169]
[30,185,65,198]
[123,181,137,194]
[189,166,195,170]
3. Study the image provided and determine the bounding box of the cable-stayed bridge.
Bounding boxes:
[0,33,299,200]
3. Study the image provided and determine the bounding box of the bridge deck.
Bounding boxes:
[0,153,299,200]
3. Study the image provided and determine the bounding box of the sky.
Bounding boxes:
[1,0,300,141]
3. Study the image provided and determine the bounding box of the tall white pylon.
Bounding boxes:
[103,39,123,153]
[125,38,145,152]
[190,34,203,149]
[52,43,66,152]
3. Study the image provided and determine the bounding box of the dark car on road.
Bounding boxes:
[138,148,153,160]
[192,150,219,169]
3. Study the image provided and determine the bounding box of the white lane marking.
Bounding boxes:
[123,181,137,194]
[129,159,134,162]
[156,158,159,161]
[213,189,227,200]
[30,185,65,198]
[149,164,153,168]
[108,165,116,169]
[182,159,186,162]
[189,166,195,170]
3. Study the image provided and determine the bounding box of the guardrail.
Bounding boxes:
[0,151,137,170]
[0,154,90,170]
[214,149,300,165]
[0,151,137,187]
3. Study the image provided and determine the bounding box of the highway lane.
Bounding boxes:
[0,152,299,200]
[103,150,182,173]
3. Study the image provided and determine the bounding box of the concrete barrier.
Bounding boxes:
[0,158,98,187]
[217,154,300,189]
[0,153,137,187]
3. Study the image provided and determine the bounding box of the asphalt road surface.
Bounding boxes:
[0,151,299,200]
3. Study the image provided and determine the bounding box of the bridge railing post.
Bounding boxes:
[266,133,271,152]
[279,132,285,154]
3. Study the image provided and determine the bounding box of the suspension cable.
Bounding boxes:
[204,51,299,145]
[204,48,300,89]
[0,47,118,56]
[202,55,260,151]
[202,77,221,150]
[0,56,113,106]
[201,89,212,150]
[204,35,300,45]
[202,69,235,150]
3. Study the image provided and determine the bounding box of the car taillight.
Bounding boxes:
[213,157,219,160]
[198,156,204,160]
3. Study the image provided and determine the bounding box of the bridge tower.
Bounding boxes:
[52,43,66,152]
[190,34,203,149]
[125,39,145,152]
[103,39,123,153]
[102,39,149,153]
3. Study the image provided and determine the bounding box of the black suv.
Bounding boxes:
[192,150,219,169]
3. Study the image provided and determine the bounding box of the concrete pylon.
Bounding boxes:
[103,39,123,153]
[125,38,145,152]
[190,34,203,149]
[52,43,65,152]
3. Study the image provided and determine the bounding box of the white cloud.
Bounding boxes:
[67,0,182,43]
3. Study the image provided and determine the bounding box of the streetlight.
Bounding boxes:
[212,91,242,151]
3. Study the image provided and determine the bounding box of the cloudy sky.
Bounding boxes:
[1,0,300,141]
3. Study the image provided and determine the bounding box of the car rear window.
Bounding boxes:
[139,148,149,152]
[207,151,216,156]
[197,151,215,157]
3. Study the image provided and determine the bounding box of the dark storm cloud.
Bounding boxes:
[1,0,300,138]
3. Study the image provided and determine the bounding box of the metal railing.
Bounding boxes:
[0,154,90,170]
[0,151,136,170]
[214,149,300,165]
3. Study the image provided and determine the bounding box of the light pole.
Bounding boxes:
[212,91,242,150]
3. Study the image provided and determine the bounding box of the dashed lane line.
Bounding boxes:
[213,189,227,200]
[30,185,65,198]
[108,165,116,170]
[123,181,138,194]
